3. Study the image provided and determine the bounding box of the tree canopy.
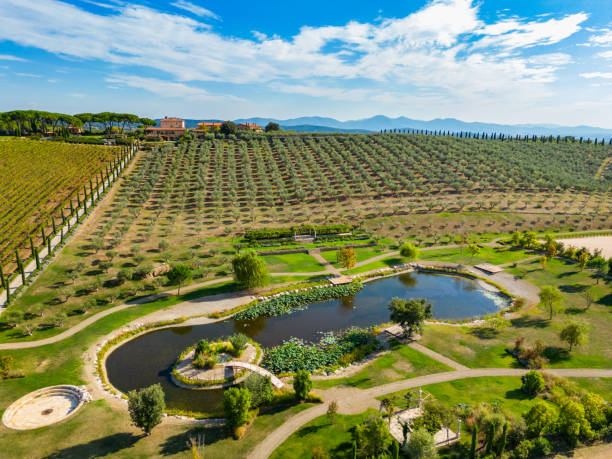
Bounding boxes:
[127,384,165,435]
[388,297,433,338]
[265,122,280,132]
[232,249,269,288]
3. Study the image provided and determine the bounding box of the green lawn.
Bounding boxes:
[0,398,314,459]
[313,342,452,390]
[262,253,326,273]
[344,257,408,275]
[420,245,534,265]
[269,409,379,459]
[320,246,388,268]
[420,257,612,369]
[380,376,548,418]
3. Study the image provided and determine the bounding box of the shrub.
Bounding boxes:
[524,402,555,437]
[399,242,419,261]
[293,370,312,401]
[223,387,251,431]
[558,400,594,446]
[512,439,533,459]
[522,371,545,396]
[228,333,248,356]
[406,428,437,458]
[241,374,273,408]
[531,437,551,456]
[352,415,393,457]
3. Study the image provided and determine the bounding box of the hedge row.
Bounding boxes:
[244,224,351,241]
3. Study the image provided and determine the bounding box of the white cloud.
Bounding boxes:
[171,1,218,20]
[0,54,27,62]
[15,72,41,77]
[597,50,612,59]
[0,0,594,124]
[47,78,58,83]
[71,93,85,98]
[475,13,587,49]
[580,72,612,79]
[106,74,243,101]
[584,29,612,47]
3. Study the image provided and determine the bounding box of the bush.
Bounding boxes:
[223,387,251,433]
[531,437,551,456]
[241,373,273,408]
[522,371,545,396]
[228,333,248,356]
[512,440,533,459]
[293,370,312,401]
[232,249,269,289]
[406,428,437,458]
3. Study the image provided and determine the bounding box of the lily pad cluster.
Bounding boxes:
[261,327,378,374]
[235,283,364,321]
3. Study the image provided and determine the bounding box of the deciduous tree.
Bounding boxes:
[388,297,432,338]
[127,384,165,435]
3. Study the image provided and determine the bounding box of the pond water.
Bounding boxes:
[106,272,508,414]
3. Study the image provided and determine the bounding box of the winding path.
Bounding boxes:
[226,362,284,389]
[248,367,612,459]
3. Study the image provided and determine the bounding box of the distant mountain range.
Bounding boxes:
[175,116,612,139]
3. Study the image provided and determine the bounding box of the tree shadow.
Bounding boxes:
[295,424,325,438]
[505,388,530,401]
[544,346,571,364]
[468,326,500,339]
[159,426,226,456]
[330,440,356,459]
[564,307,585,315]
[510,316,549,329]
[598,293,612,307]
[43,432,141,458]
[559,284,587,293]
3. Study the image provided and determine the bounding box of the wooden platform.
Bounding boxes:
[474,263,504,274]
[330,276,352,285]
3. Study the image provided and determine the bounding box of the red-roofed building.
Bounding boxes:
[145,116,186,140]
[197,121,223,131]
[237,122,263,132]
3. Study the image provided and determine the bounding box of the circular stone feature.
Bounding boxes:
[2,385,88,430]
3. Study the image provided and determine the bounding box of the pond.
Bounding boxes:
[106,272,508,414]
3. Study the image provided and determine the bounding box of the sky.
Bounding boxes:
[1,0,612,127]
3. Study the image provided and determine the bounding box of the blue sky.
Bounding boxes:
[1,0,612,126]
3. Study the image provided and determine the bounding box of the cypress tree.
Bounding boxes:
[90,179,94,201]
[0,264,5,288]
[5,278,10,304]
[470,424,478,459]
[70,198,74,216]
[40,227,46,245]
[52,218,56,235]
[19,261,25,285]
[83,187,88,212]
[497,422,508,457]
[30,237,40,270]
[485,423,495,455]
[47,235,52,256]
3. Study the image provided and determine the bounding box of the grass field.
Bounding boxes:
[0,139,122,270]
[420,257,612,369]
[273,376,612,459]
[262,253,326,272]
[313,341,453,390]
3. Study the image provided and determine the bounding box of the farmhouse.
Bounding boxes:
[145,116,186,140]
[197,121,223,131]
[238,122,263,132]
